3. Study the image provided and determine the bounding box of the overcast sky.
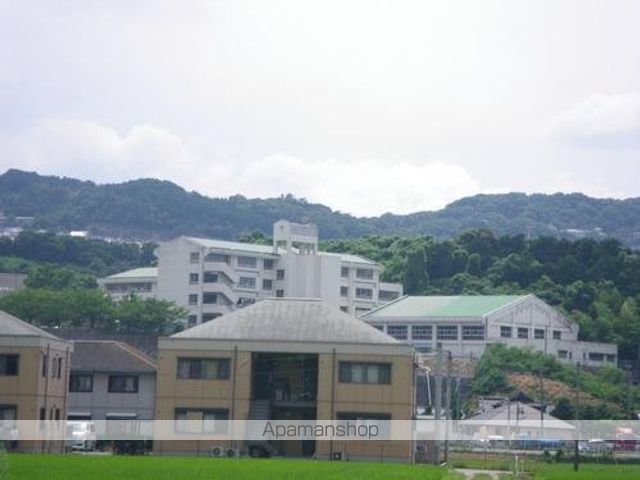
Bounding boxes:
[1,0,639,216]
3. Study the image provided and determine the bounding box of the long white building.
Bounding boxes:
[361,294,617,367]
[100,220,403,326]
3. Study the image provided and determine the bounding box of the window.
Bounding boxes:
[339,362,391,384]
[534,329,545,340]
[379,290,399,301]
[56,357,62,379]
[42,354,48,377]
[237,297,255,308]
[177,358,230,380]
[202,292,218,304]
[588,352,605,362]
[500,326,512,338]
[517,327,529,339]
[341,267,349,278]
[356,268,374,280]
[558,350,569,359]
[203,271,218,283]
[340,286,349,297]
[175,408,229,433]
[553,330,561,340]
[205,253,228,263]
[39,407,46,421]
[462,325,485,341]
[188,294,198,305]
[238,256,257,268]
[0,354,18,376]
[108,375,139,393]
[412,325,432,340]
[276,269,285,280]
[263,259,274,270]
[238,276,256,289]
[106,282,153,293]
[276,289,284,298]
[262,279,273,290]
[202,313,221,323]
[340,306,348,312]
[337,412,391,421]
[189,273,199,284]
[355,287,372,299]
[437,325,458,341]
[51,357,59,378]
[606,354,616,363]
[189,252,200,263]
[387,325,408,340]
[187,315,198,327]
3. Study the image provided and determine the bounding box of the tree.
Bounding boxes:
[403,246,429,294]
[113,295,186,335]
[0,288,183,334]
[25,264,97,290]
[551,397,574,420]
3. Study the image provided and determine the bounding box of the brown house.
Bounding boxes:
[0,311,72,452]
[155,298,415,462]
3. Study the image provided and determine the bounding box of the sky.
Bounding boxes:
[0,0,639,217]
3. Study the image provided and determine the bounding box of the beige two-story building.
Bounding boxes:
[155,298,414,462]
[0,311,72,452]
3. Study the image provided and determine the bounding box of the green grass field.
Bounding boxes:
[6,453,640,479]
[531,463,640,480]
[5,454,461,480]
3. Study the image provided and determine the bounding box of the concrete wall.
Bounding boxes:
[68,372,156,420]
[154,236,403,325]
[368,296,618,367]
[154,341,413,462]
[0,337,71,452]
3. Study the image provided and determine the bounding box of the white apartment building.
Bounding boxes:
[100,221,402,326]
[97,267,158,300]
[361,294,618,368]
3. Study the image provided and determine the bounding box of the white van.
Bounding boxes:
[66,421,97,451]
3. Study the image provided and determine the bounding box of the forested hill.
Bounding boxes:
[2,169,640,247]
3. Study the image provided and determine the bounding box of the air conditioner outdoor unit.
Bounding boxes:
[210,445,224,458]
[226,447,240,458]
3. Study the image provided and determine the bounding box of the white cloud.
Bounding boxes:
[548,93,640,147]
[1,118,479,217]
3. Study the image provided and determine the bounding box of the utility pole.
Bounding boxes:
[433,343,443,464]
[538,366,544,440]
[444,351,452,463]
[574,362,581,471]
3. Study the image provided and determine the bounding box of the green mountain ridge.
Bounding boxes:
[1,169,640,247]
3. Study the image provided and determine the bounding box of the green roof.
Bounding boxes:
[186,237,378,265]
[319,251,377,266]
[106,267,158,279]
[186,237,280,256]
[363,295,528,318]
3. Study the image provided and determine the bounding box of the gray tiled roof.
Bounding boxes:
[71,341,156,373]
[0,310,61,339]
[172,298,401,345]
[104,267,158,279]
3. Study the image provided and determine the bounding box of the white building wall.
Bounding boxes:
[106,222,403,325]
[367,296,618,367]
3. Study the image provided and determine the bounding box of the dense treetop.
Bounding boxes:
[2,169,640,247]
[321,231,640,361]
